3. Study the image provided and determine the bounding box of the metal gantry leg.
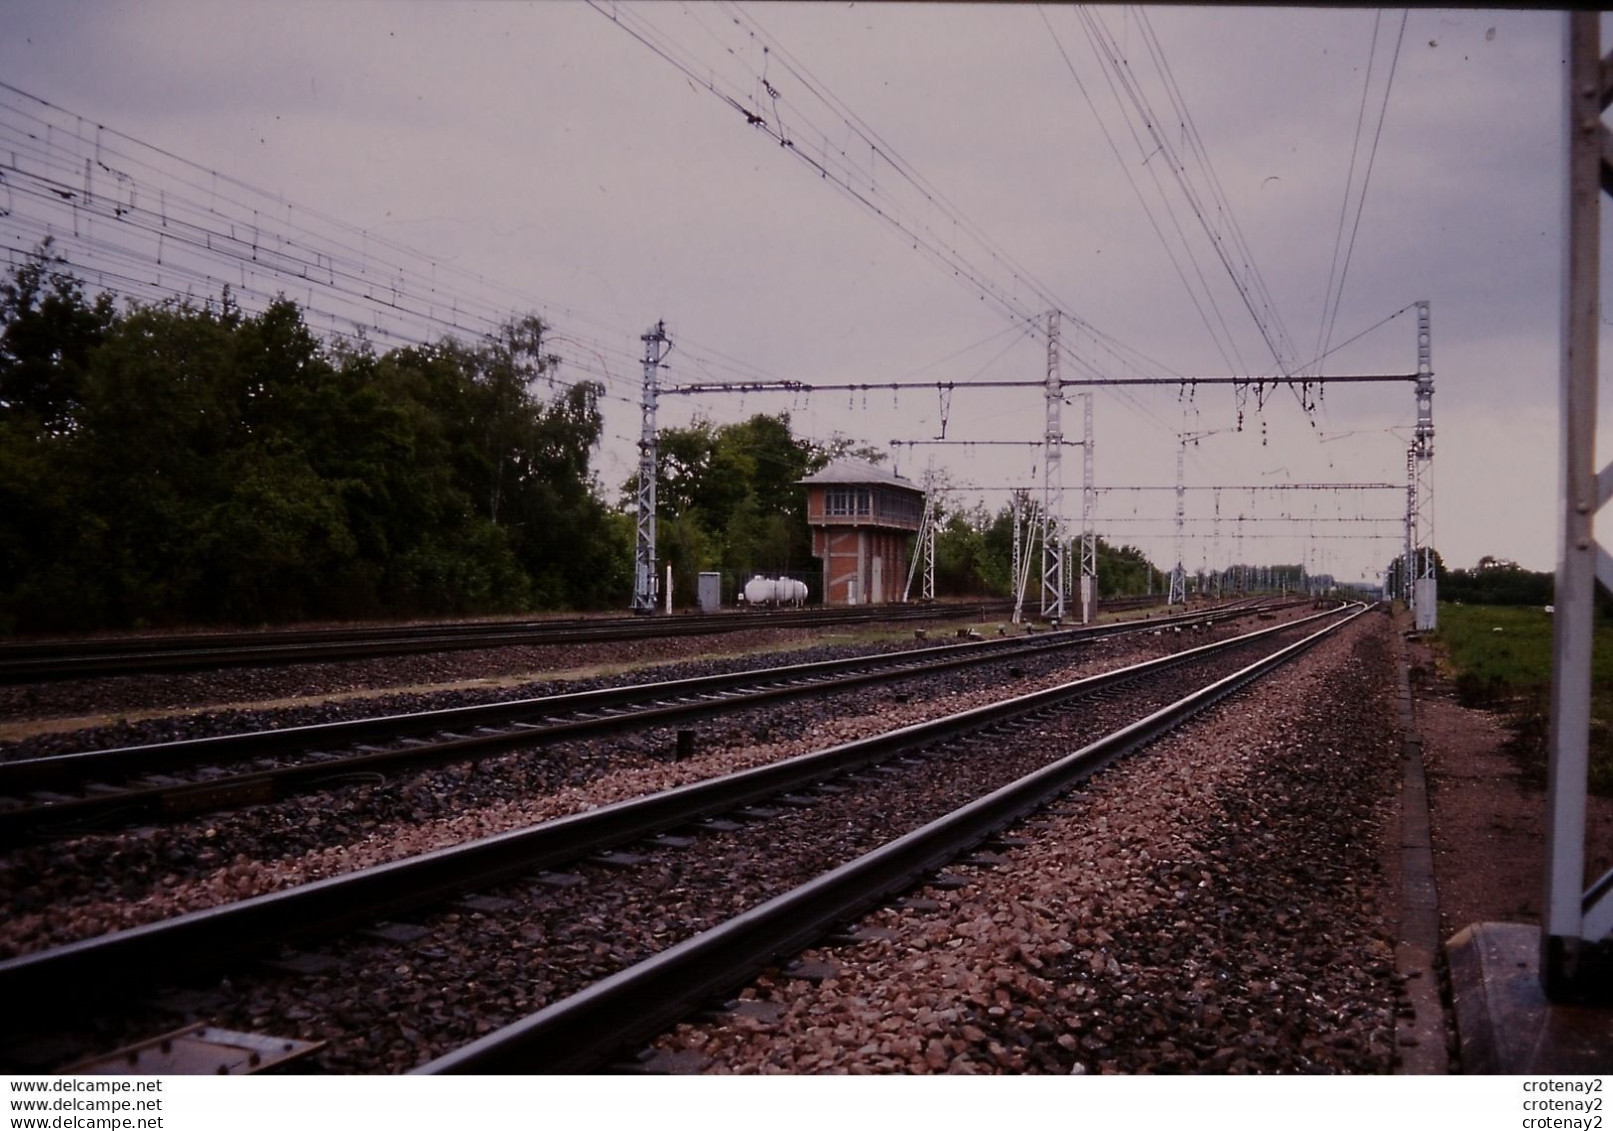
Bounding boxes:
[1403,445,1416,610]
[1544,11,1613,1002]
[1412,301,1438,631]
[902,474,938,604]
[631,321,669,615]
[1041,310,1066,621]
[1169,440,1186,605]
[1080,391,1096,623]
[1010,489,1025,624]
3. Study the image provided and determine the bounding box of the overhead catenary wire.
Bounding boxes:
[606,1,1425,467]
[0,81,663,418]
[1132,7,1306,384]
[2,16,1424,583]
[1312,10,1384,379]
[1039,4,1419,561]
[590,0,1183,438]
[1,86,856,469]
[1316,9,1411,373]
[1041,5,1248,381]
[1073,6,1304,387]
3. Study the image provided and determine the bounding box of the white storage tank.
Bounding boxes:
[743,576,777,606]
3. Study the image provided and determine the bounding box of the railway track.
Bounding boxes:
[0,601,1017,684]
[0,600,1278,842]
[0,602,1364,1073]
[430,603,1373,1074]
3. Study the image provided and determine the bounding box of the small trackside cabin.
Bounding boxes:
[799,458,926,606]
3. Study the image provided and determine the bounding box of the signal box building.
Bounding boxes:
[800,458,926,606]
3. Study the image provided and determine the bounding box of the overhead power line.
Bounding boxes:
[1316,9,1410,373]
[1095,483,1401,492]
[0,81,674,420]
[590,0,1183,437]
[1070,6,1302,385]
[660,371,1415,397]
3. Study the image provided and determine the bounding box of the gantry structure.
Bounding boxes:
[631,322,670,615]
[1543,13,1612,1002]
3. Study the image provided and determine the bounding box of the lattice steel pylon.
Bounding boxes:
[631,321,670,615]
[902,468,938,603]
[1410,300,1437,630]
[1080,391,1097,623]
[1403,445,1416,607]
[1041,310,1066,620]
[1169,439,1187,605]
[1011,488,1026,615]
[1011,490,1039,625]
[1169,428,1229,605]
[1543,13,1613,1002]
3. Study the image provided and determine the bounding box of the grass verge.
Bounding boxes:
[1431,602,1613,795]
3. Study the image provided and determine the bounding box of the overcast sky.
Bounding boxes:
[3,4,1605,584]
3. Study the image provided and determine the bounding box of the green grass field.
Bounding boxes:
[1432,602,1613,794]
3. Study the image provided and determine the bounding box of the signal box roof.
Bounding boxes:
[799,457,921,491]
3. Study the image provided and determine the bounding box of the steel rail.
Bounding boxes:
[0,594,1186,682]
[0,604,1349,1026]
[0,631,1076,838]
[0,602,1011,683]
[0,604,980,656]
[421,603,1373,1073]
[0,601,1287,839]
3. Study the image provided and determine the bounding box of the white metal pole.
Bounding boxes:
[1542,10,1613,1000]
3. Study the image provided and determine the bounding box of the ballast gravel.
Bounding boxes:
[3,600,1395,1079]
[644,612,1406,1073]
[0,610,1312,958]
[8,610,1359,1074]
[0,631,936,752]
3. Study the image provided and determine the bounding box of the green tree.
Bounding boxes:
[1441,554,1552,607]
[934,507,995,596]
[0,240,115,435]
[72,299,250,624]
[637,412,820,603]
[1094,539,1162,597]
[504,379,627,608]
[0,254,631,629]
[1385,549,1450,604]
[0,246,117,628]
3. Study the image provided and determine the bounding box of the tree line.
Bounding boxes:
[1,248,629,632]
[1385,553,1611,615]
[642,414,830,604]
[1442,557,1553,607]
[3,246,1249,634]
[643,429,1179,608]
[925,504,1165,600]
